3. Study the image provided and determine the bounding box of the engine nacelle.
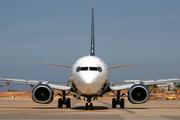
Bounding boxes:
[32,84,54,104]
[128,84,149,104]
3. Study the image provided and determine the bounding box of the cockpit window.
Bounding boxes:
[76,67,102,73]
[80,67,88,71]
[89,67,102,72]
[90,67,97,71]
[97,67,102,72]
[76,67,80,72]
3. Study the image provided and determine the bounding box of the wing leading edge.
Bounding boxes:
[36,62,71,68]
[0,78,71,91]
[110,78,180,91]
[108,62,150,69]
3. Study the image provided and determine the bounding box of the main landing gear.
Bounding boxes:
[57,91,71,108]
[112,90,125,108]
[86,96,93,110]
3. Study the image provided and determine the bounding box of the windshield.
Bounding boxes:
[76,67,102,72]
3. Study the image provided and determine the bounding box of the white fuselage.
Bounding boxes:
[70,56,109,96]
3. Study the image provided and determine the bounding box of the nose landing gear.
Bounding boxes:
[86,97,93,110]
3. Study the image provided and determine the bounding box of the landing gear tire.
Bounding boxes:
[112,98,116,108]
[120,98,124,108]
[66,98,71,108]
[90,103,93,110]
[58,98,63,108]
[85,103,93,110]
[86,103,88,110]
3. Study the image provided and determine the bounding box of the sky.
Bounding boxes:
[0,0,180,91]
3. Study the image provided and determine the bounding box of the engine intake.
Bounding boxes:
[32,84,54,104]
[128,84,149,104]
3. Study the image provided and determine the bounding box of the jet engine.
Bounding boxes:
[32,84,54,104]
[128,84,149,104]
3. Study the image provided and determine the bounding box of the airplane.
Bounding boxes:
[1,6,180,110]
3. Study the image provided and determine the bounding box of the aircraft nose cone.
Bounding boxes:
[78,72,99,95]
[80,72,97,84]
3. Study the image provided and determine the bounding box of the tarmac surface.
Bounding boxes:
[0,98,180,120]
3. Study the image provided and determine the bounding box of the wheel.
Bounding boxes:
[86,103,88,110]
[58,98,63,108]
[112,98,116,108]
[66,98,71,108]
[77,97,81,100]
[120,98,124,108]
[90,103,93,110]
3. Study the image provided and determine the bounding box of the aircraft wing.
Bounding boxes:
[36,62,71,68]
[110,78,180,91]
[110,83,134,91]
[0,78,71,91]
[108,62,150,69]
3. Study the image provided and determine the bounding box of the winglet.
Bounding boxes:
[90,6,95,56]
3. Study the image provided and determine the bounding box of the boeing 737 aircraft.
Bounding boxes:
[0,7,180,110]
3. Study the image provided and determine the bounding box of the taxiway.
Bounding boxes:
[0,98,180,119]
